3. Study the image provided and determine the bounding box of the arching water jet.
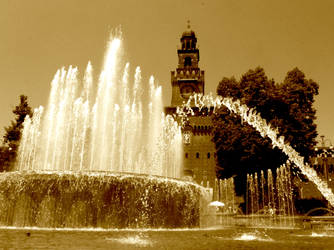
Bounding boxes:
[177,93,334,207]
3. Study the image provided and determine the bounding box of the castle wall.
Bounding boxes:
[183,115,216,187]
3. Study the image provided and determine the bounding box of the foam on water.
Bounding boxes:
[311,232,329,237]
[294,231,334,238]
[234,232,273,241]
[105,235,154,247]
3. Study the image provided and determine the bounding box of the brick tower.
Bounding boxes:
[165,23,217,187]
[170,22,205,107]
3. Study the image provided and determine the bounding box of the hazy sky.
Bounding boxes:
[1,0,334,146]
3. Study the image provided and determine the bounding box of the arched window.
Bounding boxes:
[207,152,210,159]
[196,152,200,158]
[185,153,188,159]
[184,57,192,66]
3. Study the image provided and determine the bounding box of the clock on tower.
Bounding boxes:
[180,85,196,99]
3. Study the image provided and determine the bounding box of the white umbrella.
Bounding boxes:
[209,201,225,207]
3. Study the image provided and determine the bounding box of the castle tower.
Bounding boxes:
[170,23,205,106]
[166,23,217,187]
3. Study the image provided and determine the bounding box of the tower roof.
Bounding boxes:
[181,29,196,38]
[181,20,196,39]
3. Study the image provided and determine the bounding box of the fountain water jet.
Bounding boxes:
[177,93,334,207]
[17,35,183,177]
[246,164,295,227]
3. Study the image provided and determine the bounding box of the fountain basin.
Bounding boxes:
[0,171,202,229]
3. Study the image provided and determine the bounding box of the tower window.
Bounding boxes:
[184,57,192,66]
[196,152,200,158]
[185,153,188,158]
[207,152,211,159]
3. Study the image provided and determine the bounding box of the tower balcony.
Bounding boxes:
[171,69,205,81]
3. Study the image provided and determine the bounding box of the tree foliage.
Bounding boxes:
[0,95,32,171]
[212,67,319,196]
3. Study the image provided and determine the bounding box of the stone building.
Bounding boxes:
[165,26,217,187]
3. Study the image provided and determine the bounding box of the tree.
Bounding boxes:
[279,68,319,161]
[213,67,318,196]
[0,95,32,171]
[0,146,13,172]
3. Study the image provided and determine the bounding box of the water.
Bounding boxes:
[17,35,183,178]
[0,172,203,229]
[246,164,295,227]
[176,94,334,207]
[213,178,237,215]
[247,165,294,217]
[1,227,334,249]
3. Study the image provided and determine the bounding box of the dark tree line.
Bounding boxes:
[0,95,32,171]
[212,67,319,196]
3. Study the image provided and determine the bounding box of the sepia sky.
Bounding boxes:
[1,0,334,146]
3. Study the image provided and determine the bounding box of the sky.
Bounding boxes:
[1,0,334,146]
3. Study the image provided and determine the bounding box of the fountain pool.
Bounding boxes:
[0,227,334,249]
[0,171,203,229]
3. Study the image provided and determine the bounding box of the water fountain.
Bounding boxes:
[213,177,237,215]
[17,37,182,176]
[176,93,334,208]
[211,177,238,226]
[175,93,334,231]
[0,34,208,229]
[0,31,334,249]
[246,164,295,227]
[0,30,334,233]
